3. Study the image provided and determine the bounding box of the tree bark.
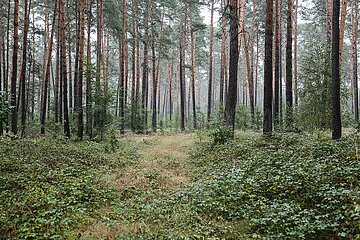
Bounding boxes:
[95,0,103,128]
[332,0,341,139]
[10,0,19,134]
[119,0,126,134]
[20,0,31,137]
[225,0,239,130]
[219,0,227,107]
[285,0,293,127]
[86,0,93,138]
[263,0,274,134]
[60,0,70,138]
[179,0,186,131]
[274,0,281,127]
[294,0,298,106]
[77,0,86,139]
[351,1,358,123]
[142,0,149,130]
[207,0,214,124]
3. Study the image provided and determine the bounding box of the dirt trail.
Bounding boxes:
[77,132,195,239]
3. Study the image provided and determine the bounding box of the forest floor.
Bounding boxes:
[76,132,198,239]
[1,130,359,239]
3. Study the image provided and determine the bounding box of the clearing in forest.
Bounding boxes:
[77,133,199,239]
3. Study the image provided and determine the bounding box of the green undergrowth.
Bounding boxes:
[0,136,138,239]
[184,131,360,239]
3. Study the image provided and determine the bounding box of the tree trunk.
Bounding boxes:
[207,0,214,124]
[179,0,186,131]
[351,1,358,123]
[189,1,197,129]
[86,0,92,138]
[10,0,19,134]
[131,0,136,131]
[95,0,103,128]
[286,0,293,127]
[332,0,341,139]
[263,0,274,134]
[60,0,70,138]
[20,0,31,137]
[74,2,80,113]
[294,0,298,106]
[119,0,126,134]
[220,0,227,108]
[151,0,157,132]
[142,0,149,130]
[274,0,281,127]
[55,9,61,123]
[77,0,85,139]
[225,0,239,130]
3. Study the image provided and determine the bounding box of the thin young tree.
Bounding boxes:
[225,0,239,130]
[332,0,341,139]
[119,0,126,134]
[219,0,227,107]
[207,0,214,124]
[351,0,358,123]
[20,0,31,137]
[60,0,70,137]
[41,0,58,134]
[10,0,19,134]
[151,0,157,132]
[189,0,197,129]
[263,0,274,134]
[274,0,281,127]
[294,0,298,106]
[142,0,149,130]
[179,0,186,131]
[86,0,93,138]
[95,0,103,128]
[77,0,86,139]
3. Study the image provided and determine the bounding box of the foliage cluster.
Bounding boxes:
[0,137,137,239]
[185,132,360,239]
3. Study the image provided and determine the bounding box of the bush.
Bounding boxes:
[211,126,234,145]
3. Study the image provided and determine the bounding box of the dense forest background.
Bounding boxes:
[0,0,358,138]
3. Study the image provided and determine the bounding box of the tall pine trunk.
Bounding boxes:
[10,0,19,134]
[274,0,281,127]
[20,0,31,137]
[60,0,70,137]
[189,1,197,129]
[86,0,93,138]
[263,0,274,134]
[207,0,214,124]
[351,1,358,123]
[332,0,341,139]
[285,0,293,127]
[179,0,186,131]
[225,0,239,130]
[77,0,85,139]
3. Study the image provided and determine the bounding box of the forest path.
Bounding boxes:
[77,132,196,239]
